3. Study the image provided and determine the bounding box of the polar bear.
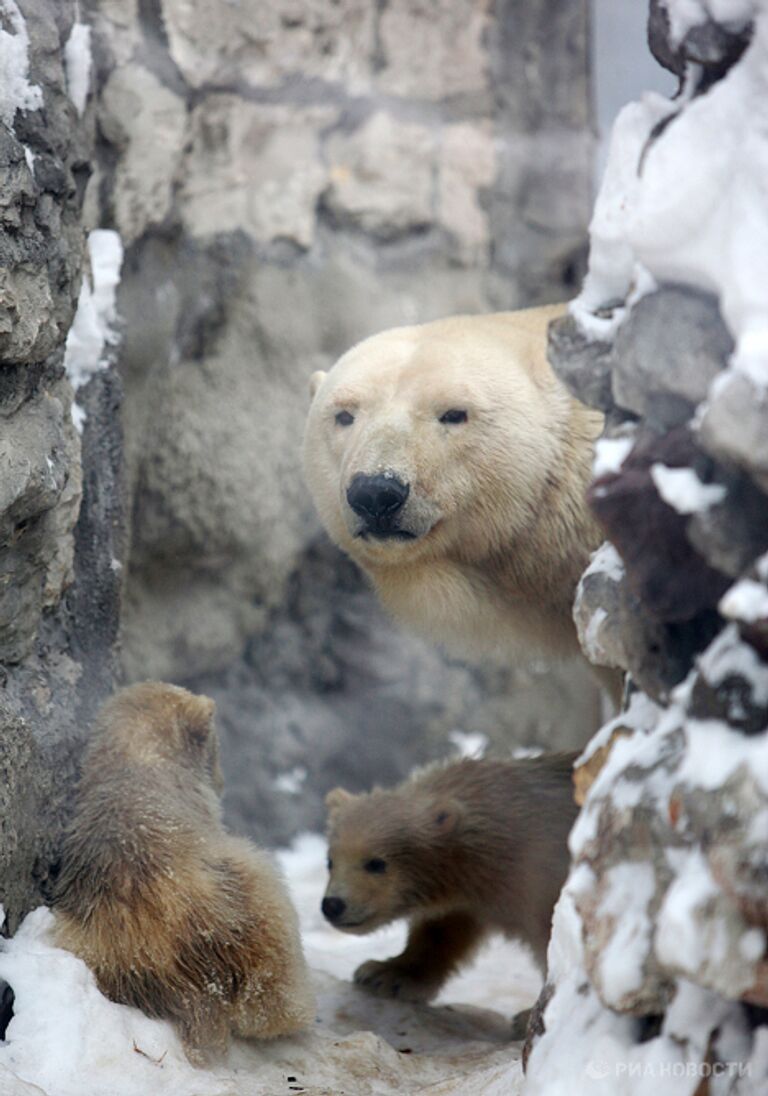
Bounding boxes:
[303,305,614,692]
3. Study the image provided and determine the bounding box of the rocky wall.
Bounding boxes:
[84,0,601,840]
[0,0,124,931]
[526,2,768,1090]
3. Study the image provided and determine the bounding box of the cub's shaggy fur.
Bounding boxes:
[304,307,613,691]
[54,682,314,1065]
[323,754,578,1004]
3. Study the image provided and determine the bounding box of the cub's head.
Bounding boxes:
[302,313,569,575]
[92,682,223,793]
[321,784,462,934]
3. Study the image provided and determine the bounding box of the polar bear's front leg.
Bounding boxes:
[353,911,485,1002]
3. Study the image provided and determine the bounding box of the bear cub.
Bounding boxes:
[323,754,578,1007]
[54,682,314,1065]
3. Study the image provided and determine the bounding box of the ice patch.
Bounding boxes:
[650,464,727,514]
[596,862,656,1004]
[696,622,768,706]
[720,577,768,623]
[64,230,124,433]
[593,436,634,478]
[655,851,722,975]
[64,20,92,116]
[274,766,307,795]
[0,0,43,128]
[582,541,625,585]
[449,730,488,759]
[582,607,608,663]
[680,717,768,795]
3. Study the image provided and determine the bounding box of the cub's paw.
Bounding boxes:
[353,959,436,1003]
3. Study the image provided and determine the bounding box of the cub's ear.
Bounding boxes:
[182,694,217,748]
[429,799,463,837]
[325,787,356,817]
[309,370,328,401]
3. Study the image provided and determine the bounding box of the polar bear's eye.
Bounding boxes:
[439,409,468,425]
[335,410,355,427]
[364,858,387,874]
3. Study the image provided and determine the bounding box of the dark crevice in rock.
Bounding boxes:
[0,980,14,1040]
[136,0,189,99]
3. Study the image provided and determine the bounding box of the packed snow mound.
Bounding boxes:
[0,834,538,1096]
[572,0,768,390]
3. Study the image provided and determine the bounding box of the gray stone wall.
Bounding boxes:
[0,0,124,930]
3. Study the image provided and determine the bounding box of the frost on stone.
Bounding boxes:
[274,766,307,795]
[573,542,628,675]
[574,690,662,780]
[650,464,727,514]
[693,622,768,716]
[665,0,756,44]
[533,2,768,1086]
[571,0,768,391]
[720,576,768,624]
[0,0,43,128]
[531,617,768,1086]
[593,436,634,478]
[582,542,625,586]
[594,862,657,1006]
[64,20,92,117]
[63,230,124,433]
[655,849,764,995]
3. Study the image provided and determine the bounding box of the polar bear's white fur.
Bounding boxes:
[303,305,609,680]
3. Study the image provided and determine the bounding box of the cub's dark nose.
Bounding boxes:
[346,474,409,523]
[322,896,347,923]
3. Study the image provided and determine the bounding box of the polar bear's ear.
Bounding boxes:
[309,370,328,401]
[325,787,356,816]
[430,799,464,836]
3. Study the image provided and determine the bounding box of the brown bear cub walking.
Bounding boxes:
[323,753,578,1006]
[54,682,314,1065]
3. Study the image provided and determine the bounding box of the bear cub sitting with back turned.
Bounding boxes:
[323,754,578,1008]
[54,682,315,1065]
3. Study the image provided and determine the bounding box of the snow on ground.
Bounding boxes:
[0,834,537,1096]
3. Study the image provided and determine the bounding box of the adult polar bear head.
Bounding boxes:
[303,306,605,664]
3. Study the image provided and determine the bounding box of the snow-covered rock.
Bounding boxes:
[536,1,768,1090]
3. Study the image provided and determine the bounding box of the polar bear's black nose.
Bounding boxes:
[322,896,346,922]
[347,474,410,523]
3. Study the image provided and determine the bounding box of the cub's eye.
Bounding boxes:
[439,409,468,425]
[364,858,387,874]
[327,858,333,871]
[335,410,355,427]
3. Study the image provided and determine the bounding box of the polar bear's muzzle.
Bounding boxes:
[346,472,416,541]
